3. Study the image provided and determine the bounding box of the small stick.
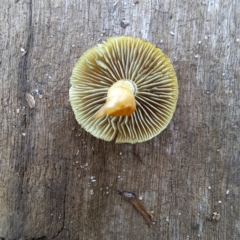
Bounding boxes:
[118,190,155,227]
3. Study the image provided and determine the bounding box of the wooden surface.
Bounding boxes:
[1,0,240,239]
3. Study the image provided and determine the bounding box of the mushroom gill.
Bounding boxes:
[70,36,178,143]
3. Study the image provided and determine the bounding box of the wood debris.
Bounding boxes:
[211,212,221,221]
[22,51,27,56]
[118,190,155,227]
[120,20,129,28]
[20,48,27,56]
[113,0,119,7]
[25,93,35,108]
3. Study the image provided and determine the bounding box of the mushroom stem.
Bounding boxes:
[92,80,136,120]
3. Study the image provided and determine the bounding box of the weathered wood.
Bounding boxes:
[1,0,240,239]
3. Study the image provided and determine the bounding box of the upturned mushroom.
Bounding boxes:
[70,36,178,143]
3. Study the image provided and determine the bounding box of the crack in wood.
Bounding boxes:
[52,164,67,240]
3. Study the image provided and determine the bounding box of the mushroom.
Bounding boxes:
[70,36,178,143]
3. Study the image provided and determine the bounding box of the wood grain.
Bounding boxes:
[1,0,240,239]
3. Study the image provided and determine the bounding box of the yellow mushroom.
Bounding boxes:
[69,36,178,143]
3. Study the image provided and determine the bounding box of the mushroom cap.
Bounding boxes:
[70,36,178,143]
